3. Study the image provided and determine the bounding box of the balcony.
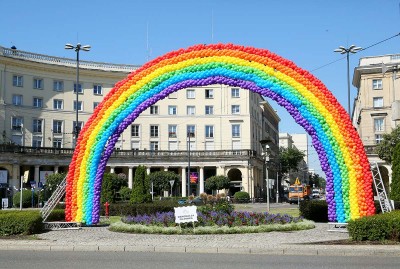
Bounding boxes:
[0,145,258,161]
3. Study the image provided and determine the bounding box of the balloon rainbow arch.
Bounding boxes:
[65,43,375,225]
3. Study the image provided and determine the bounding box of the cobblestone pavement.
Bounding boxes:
[1,223,400,256]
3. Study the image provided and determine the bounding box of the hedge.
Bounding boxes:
[99,200,179,216]
[347,210,400,241]
[0,211,43,236]
[299,200,328,223]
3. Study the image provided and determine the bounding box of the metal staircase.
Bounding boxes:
[370,162,393,213]
[40,176,67,222]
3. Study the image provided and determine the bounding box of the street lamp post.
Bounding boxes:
[334,45,362,115]
[65,43,91,146]
[187,132,193,197]
[260,139,272,212]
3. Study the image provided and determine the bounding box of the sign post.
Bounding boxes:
[169,180,174,197]
[295,177,301,207]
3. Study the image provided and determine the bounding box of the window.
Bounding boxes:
[373,97,383,108]
[33,78,43,89]
[205,105,214,115]
[205,125,214,138]
[131,141,140,150]
[33,119,43,133]
[73,121,83,133]
[53,120,63,134]
[53,99,63,110]
[375,134,384,144]
[33,97,43,108]
[93,102,100,110]
[231,105,240,114]
[186,89,195,99]
[13,75,23,87]
[231,88,240,98]
[74,83,83,94]
[187,125,196,138]
[11,135,22,145]
[53,138,62,148]
[168,106,177,115]
[12,95,23,106]
[32,136,42,148]
[53,80,64,91]
[205,89,214,99]
[150,141,159,151]
[372,79,383,90]
[12,117,23,131]
[232,124,240,137]
[150,125,159,137]
[150,105,159,115]
[93,85,102,95]
[131,124,140,137]
[187,106,196,115]
[168,125,177,138]
[374,118,384,132]
[74,101,83,111]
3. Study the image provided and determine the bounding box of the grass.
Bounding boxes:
[109,220,315,235]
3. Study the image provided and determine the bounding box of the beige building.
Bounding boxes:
[0,46,280,200]
[352,53,400,191]
[279,133,309,189]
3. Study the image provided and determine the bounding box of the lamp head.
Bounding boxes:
[65,43,74,50]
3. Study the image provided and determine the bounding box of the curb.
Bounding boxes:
[0,244,399,257]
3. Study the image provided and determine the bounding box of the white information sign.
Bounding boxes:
[2,198,8,208]
[174,206,198,224]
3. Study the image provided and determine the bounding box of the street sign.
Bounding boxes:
[294,178,301,185]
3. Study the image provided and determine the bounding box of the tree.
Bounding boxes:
[308,173,326,188]
[376,125,400,164]
[44,172,66,197]
[100,173,128,203]
[278,147,306,174]
[390,143,400,200]
[130,166,151,204]
[205,175,230,192]
[101,173,114,204]
[148,171,180,195]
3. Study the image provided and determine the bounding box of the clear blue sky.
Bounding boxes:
[1,0,400,176]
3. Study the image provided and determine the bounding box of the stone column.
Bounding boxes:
[146,167,151,175]
[181,167,187,197]
[54,166,59,174]
[199,166,204,194]
[34,165,40,184]
[164,167,168,171]
[128,167,134,189]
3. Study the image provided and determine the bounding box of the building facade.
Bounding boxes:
[352,53,400,192]
[0,46,280,200]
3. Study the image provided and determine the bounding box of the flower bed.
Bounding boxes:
[122,210,303,227]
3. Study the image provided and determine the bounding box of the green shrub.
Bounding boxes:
[299,200,328,223]
[45,209,65,222]
[119,186,132,201]
[0,211,43,235]
[233,191,250,203]
[348,210,400,241]
[100,200,178,217]
[13,190,38,208]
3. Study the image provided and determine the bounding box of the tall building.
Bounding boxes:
[352,53,400,191]
[0,46,279,200]
[279,133,309,189]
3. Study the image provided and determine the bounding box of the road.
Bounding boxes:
[0,251,399,269]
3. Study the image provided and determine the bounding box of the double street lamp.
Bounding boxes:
[65,43,91,145]
[334,45,362,115]
[260,139,272,212]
